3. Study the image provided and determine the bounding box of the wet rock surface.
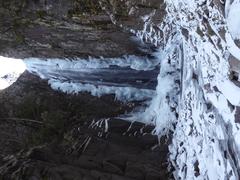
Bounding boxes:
[0,0,151,58]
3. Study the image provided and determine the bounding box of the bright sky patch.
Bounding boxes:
[0,56,26,90]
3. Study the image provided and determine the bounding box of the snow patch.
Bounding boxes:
[227,0,240,40]
[49,80,155,101]
[24,55,160,72]
[225,32,240,61]
[218,79,240,106]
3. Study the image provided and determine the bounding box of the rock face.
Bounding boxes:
[0,0,170,179]
[0,118,170,180]
[0,0,153,58]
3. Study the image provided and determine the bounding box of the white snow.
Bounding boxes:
[225,0,240,61]
[24,55,160,72]
[49,80,155,101]
[132,0,240,179]
[0,56,26,90]
[227,0,240,40]
[225,32,240,61]
[218,79,240,106]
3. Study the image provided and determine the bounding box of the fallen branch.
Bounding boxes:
[0,117,43,124]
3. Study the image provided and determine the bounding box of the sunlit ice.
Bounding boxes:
[0,56,26,90]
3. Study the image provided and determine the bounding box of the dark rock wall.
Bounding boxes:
[0,73,171,180]
[0,1,171,179]
[0,0,152,58]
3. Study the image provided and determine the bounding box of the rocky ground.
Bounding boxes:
[0,0,171,179]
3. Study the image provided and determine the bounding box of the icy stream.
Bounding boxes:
[24,56,159,101]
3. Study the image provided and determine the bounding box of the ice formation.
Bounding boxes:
[24,56,158,101]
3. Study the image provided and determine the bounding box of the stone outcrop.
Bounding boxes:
[0,0,154,58]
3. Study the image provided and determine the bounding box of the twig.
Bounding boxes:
[0,117,43,124]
